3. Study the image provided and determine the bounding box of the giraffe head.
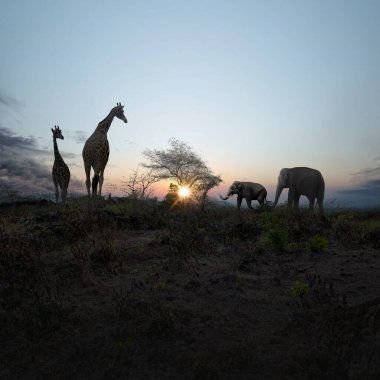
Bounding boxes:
[113,102,128,123]
[51,125,64,140]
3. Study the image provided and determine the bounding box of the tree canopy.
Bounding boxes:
[142,138,222,203]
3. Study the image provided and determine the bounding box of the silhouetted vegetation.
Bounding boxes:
[1,197,379,379]
[142,138,222,204]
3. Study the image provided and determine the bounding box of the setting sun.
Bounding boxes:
[178,186,190,199]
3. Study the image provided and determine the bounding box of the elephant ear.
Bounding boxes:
[237,183,244,195]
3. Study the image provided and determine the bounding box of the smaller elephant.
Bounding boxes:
[273,167,324,212]
[220,181,267,210]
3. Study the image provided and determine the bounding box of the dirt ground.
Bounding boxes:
[1,199,379,379]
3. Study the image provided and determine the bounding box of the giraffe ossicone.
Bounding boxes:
[51,125,70,203]
[82,103,128,196]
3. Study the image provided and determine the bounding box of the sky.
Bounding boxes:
[1,0,380,207]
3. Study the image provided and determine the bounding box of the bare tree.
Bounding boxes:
[142,138,222,203]
[120,166,159,199]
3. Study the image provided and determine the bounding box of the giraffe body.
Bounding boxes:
[51,126,70,203]
[82,103,127,196]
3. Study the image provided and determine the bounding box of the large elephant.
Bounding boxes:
[273,167,325,212]
[220,181,267,210]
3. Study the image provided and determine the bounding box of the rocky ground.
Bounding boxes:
[0,198,379,379]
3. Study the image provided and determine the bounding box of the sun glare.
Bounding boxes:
[178,186,190,199]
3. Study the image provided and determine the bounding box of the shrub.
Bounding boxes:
[360,218,380,248]
[291,281,310,299]
[309,234,329,252]
[266,227,289,251]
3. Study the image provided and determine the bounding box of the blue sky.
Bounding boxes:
[1,0,380,206]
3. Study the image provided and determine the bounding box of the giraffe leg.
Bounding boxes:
[84,163,91,196]
[62,186,67,202]
[92,173,100,196]
[64,174,70,202]
[99,169,105,196]
[53,178,59,203]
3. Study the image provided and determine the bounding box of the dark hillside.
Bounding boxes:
[1,198,379,379]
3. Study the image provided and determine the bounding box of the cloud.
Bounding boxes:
[0,95,25,113]
[0,127,50,155]
[70,130,88,144]
[337,164,380,207]
[351,166,380,180]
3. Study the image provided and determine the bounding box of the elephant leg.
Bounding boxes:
[246,198,253,209]
[317,197,324,214]
[257,193,266,207]
[288,189,296,207]
[237,196,243,211]
[294,193,301,209]
[308,196,316,210]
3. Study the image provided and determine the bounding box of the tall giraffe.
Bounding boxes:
[82,103,127,196]
[51,125,71,203]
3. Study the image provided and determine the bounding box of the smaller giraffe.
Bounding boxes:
[51,125,70,203]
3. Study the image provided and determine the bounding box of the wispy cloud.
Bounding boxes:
[337,162,380,207]
[350,166,380,193]
[0,127,50,155]
[351,166,380,180]
[70,130,88,144]
[0,95,25,113]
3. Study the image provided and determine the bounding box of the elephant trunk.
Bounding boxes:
[273,186,283,206]
[219,192,232,201]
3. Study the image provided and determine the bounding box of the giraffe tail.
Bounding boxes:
[92,173,100,194]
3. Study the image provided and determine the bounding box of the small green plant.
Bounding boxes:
[309,234,329,252]
[266,227,289,250]
[360,218,380,247]
[154,280,168,290]
[291,281,310,299]
[362,219,380,232]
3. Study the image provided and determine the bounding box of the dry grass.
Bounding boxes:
[1,198,380,379]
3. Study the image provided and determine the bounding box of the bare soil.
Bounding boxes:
[1,199,379,379]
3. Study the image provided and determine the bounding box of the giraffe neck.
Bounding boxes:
[96,111,116,134]
[53,137,63,162]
